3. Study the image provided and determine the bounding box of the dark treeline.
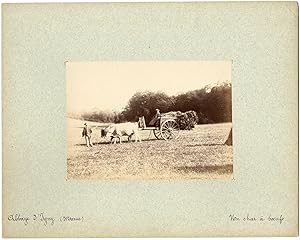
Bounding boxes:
[74,83,232,124]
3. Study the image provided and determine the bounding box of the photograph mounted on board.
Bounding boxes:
[66,61,232,179]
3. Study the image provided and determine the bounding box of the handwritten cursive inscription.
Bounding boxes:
[60,216,83,222]
[7,212,84,226]
[33,213,55,226]
[229,214,284,224]
[8,214,30,225]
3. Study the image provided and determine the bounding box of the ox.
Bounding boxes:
[101,122,141,144]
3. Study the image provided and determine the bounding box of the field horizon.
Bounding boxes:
[67,118,233,180]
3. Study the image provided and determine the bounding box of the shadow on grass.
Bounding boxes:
[186,143,226,147]
[176,164,233,174]
[74,142,111,146]
[74,138,162,146]
[138,138,163,142]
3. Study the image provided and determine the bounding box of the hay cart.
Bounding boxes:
[138,116,180,140]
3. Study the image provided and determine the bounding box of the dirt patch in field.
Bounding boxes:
[176,164,233,175]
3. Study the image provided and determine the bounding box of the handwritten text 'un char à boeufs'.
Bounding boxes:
[229,214,284,224]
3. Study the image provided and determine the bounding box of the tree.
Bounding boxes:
[123,91,173,124]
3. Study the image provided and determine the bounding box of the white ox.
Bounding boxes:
[101,122,141,144]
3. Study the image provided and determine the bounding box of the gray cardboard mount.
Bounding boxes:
[2,2,298,237]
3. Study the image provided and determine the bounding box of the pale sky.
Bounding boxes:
[66,61,231,113]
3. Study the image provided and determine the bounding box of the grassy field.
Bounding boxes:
[67,118,233,179]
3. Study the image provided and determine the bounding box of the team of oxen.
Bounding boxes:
[101,122,141,144]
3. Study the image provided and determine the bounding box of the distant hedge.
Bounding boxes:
[75,82,232,125]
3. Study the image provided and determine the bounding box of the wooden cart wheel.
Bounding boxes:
[153,128,162,140]
[160,119,180,140]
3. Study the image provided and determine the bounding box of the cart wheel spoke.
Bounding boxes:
[153,129,162,140]
[160,119,180,140]
[170,131,176,138]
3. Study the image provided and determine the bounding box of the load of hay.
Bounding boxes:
[161,110,198,130]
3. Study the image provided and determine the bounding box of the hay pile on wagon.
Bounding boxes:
[161,110,198,130]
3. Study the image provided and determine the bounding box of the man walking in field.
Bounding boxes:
[82,123,94,147]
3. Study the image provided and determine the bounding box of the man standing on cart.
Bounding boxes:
[149,108,161,126]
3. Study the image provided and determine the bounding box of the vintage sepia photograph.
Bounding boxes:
[66,61,233,179]
[3,2,297,237]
